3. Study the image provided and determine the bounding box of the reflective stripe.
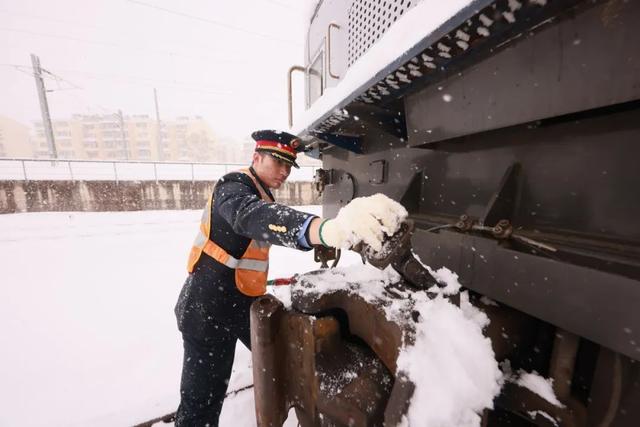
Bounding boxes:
[187,168,272,294]
[200,205,209,223]
[192,231,207,247]
[224,257,269,272]
[251,240,270,249]
[202,238,268,272]
[201,194,213,225]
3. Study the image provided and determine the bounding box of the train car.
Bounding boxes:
[251,0,640,426]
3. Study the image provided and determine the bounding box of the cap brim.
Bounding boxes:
[258,149,299,168]
[269,152,300,168]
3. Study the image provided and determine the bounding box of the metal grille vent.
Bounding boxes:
[348,0,420,67]
[315,0,554,133]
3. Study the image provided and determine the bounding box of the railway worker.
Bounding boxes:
[174,129,406,426]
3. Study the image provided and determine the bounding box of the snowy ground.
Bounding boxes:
[0,207,360,427]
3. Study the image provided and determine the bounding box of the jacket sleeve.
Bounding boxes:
[213,173,317,250]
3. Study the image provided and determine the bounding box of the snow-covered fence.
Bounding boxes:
[0,179,319,214]
[0,158,317,182]
[0,158,320,214]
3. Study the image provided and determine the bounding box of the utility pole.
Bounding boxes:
[31,54,57,159]
[154,88,163,161]
[116,109,129,160]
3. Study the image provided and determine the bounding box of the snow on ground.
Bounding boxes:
[0,203,510,427]
[0,206,362,427]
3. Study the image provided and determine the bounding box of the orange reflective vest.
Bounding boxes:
[187,169,272,297]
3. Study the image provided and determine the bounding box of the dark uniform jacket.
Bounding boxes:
[175,169,315,339]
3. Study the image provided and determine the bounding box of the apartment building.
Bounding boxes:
[3,114,320,166]
[30,114,223,162]
[0,116,32,158]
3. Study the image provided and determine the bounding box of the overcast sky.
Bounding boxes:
[0,0,312,138]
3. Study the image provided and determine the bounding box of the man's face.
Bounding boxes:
[252,152,292,189]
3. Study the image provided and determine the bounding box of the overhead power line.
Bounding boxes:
[0,63,36,78]
[41,68,83,91]
[0,63,234,95]
[0,27,252,63]
[48,67,233,95]
[0,7,301,55]
[0,8,111,32]
[265,0,303,11]
[126,0,301,45]
[1,63,81,90]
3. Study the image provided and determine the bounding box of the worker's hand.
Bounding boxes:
[319,194,407,251]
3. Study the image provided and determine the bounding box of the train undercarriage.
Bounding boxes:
[251,0,640,425]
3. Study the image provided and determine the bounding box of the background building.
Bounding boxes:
[30,114,223,162]
[1,113,320,166]
[0,116,32,158]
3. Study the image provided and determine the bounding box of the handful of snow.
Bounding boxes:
[291,263,504,427]
[321,193,408,251]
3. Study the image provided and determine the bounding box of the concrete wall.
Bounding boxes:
[0,180,319,214]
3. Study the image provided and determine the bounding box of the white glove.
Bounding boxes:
[320,193,408,251]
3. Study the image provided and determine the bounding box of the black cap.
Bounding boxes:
[251,130,302,168]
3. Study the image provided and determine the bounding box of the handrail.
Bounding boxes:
[327,22,341,79]
[0,157,254,166]
[0,158,318,182]
[288,65,306,128]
